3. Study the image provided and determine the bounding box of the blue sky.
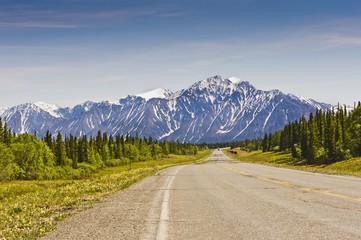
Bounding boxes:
[1,0,361,108]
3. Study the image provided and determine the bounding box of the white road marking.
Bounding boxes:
[156,166,185,240]
[142,166,185,240]
[142,180,167,240]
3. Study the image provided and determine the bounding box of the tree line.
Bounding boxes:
[228,102,361,165]
[0,119,204,181]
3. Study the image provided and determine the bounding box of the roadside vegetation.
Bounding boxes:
[224,149,361,176]
[0,117,206,181]
[0,118,210,239]
[0,150,210,239]
[222,102,361,177]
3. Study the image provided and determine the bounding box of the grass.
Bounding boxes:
[0,151,211,240]
[224,149,361,177]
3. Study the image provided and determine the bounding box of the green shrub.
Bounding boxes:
[104,158,128,167]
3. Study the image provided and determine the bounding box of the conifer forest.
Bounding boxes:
[0,119,203,181]
[231,103,361,165]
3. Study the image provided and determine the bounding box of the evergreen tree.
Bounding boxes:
[44,130,53,151]
[100,143,110,161]
[114,135,123,158]
[3,122,12,146]
[102,132,108,147]
[307,113,317,162]
[349,106,361,156]
[108,135,115,159]
[324,111,336,162]
[78,136,89,163]
[68,134,78,169]
[55,132,67,166]
[120,135,125,156]
[0,118,4,143]
[95,130,102,153]
[162,141,170,156]
[262,134,269,152]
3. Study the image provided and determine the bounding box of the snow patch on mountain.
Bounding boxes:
[228,77,242,84]
[79,101,95,112]
[34,102,61,118]
[287,94,325,110]
[137,88,173,101]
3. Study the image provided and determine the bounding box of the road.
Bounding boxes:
[43,150,361,239]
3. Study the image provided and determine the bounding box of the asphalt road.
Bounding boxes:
[43,150,361,239]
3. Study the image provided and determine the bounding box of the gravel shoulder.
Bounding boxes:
[40,166,178,240]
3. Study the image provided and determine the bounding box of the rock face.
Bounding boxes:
[1,75,331,143]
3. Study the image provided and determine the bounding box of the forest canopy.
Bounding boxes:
[224,102,361,165]
[0,119,204,181]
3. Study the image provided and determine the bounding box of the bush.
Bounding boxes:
[291,144,302,158]
[77,163,97,177]
[314,147,327,164]
[139,156,151,162]
[53,166,79,179]
[272,146,280,152]
[104,158,128,167]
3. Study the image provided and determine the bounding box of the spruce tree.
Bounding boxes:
[120,135,125,156]
[115,135,123,158]
[262,134,268,152]
[324,111,336,162]
[3,122,12,146]
[96,131,102,153]
[0,118,3,143]
[307,113,317,163]
[78,136,89,163]
[69,134,78,168]
[349,105,361,156]
[300,117,309,160]
[55,132,67,166]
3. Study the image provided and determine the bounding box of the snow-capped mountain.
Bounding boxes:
[0,76,332,143]
[136,88,173,101]
[0,102,63,135]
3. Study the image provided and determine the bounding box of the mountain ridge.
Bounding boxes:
[0,75,332,143]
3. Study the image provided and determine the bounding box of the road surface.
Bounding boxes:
[43,150,361,239]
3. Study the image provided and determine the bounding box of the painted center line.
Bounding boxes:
[217,163,361,203]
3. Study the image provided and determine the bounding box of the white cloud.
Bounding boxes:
[321,35,361,47]
[0,66,71,79]
[0,21,78,29]
[0,6,185,29]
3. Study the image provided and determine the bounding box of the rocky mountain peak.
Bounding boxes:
[0,75,332,143]
[137,88,173,101]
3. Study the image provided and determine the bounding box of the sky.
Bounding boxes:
[1,0,361,108]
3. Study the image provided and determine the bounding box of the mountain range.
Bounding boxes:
[0,75,331,143]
